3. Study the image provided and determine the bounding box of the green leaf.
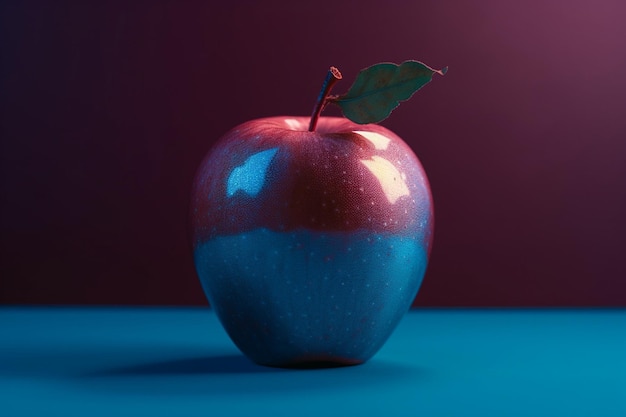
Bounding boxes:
[332,61,447,124]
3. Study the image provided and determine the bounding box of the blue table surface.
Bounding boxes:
[1,307,625,417]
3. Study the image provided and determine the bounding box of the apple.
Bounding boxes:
[190,63,443,367]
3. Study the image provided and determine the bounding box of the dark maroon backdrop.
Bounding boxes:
[1,1,625,306]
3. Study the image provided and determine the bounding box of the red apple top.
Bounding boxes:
[190,61,446,247]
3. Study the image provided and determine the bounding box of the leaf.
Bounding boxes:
[331,61,447,124]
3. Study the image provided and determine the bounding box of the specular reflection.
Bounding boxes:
[360,156,409,204]
[227,147,278,197]
[353,130,391,150]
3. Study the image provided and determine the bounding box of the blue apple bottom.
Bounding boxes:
[194,227,427,367]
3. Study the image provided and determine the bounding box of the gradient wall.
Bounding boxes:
[1,0,625,306]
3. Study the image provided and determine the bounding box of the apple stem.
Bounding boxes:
[308,66,342,132]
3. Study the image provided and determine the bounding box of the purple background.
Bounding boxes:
[1,1,625,306]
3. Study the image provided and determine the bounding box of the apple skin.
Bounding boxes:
[190,116,433,367]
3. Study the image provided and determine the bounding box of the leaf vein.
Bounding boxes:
[334,76,431,104]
